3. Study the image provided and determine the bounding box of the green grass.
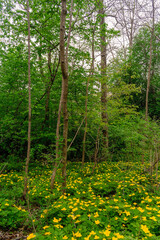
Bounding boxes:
[0,161,160,239]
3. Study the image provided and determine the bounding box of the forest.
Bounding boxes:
[1,0,160,239]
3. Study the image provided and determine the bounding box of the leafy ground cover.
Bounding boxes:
[0,161,160,239]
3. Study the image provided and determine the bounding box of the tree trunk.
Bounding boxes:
[82,26,95,166]
[92,128,100,174]
[42,51,52,129]
[60,0,68,194]
[145,35,153,121]
[145,0,154,121]
[81,79,89,167]
[50,81,63,189]
[100,0,108,157]
[23,0,31,199]
[51,0,73,190]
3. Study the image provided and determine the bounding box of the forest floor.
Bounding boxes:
[0,161,160,240]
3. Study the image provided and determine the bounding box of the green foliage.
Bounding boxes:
[123,23,160,119]
[0,199,28,230]
[1,0,160,165]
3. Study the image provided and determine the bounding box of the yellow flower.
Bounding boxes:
[141,225,152,235]
[54,224,60,228]
[114,199,118,202]
[94,212,99,217]
[94,235,99,239]
[43,226,49,229]
[43,209,48,214]
[27,233,36,240]
[150,216,157,221]
[114,233,124,239]
[63,236,68,239]
[44,232,51,235]
[95,220,100,224]
[124,210,130,216]
[54,224,63,228]
[75,220,80,223]
[84,236,90,240]
[90,231,96,235]
[104,229,111,237]
[148,232,153,237]
[53,217,59,223]
[72,207,78,212]
[137,207,144,213]
[74,231,82,237]
[5,203,9,206]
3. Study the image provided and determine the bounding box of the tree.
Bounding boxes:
[81,22,96,166]
[59,0,69,193]
[51,0,73,189]
[145,0,155,121]
[99,0,108,157]
[23,0,31,199]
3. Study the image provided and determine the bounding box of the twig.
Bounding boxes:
[67,116,86,151]
[26,193,36,233]
[0,163,8,174]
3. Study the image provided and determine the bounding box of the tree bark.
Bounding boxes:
[23,0,31,199]
[60,0,68,193]
[51,0,73,190]
[100,0,108,156]
[42,51,52,129]
[92,128,100,174]
[145,0,154,121]
[50,80,63,189]
[82,25,95,166]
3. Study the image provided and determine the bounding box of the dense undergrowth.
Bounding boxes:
[0,161,160,239]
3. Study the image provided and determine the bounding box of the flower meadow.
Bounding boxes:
[0,161,160,239]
